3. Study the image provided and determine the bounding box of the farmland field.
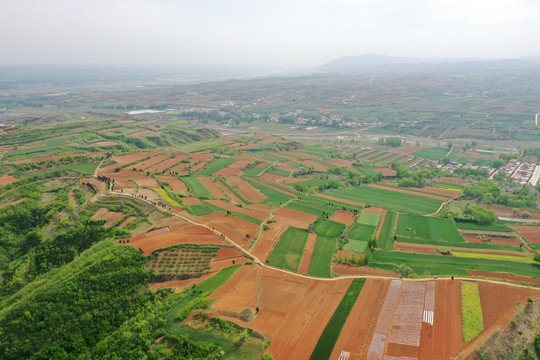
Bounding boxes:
[181,176,214,199]
[267,227,310,271]
[285,199,336,218]
[378,211,396,250]
[310,278,366,360]
[325,186,442,214]
[456,222,512,232]
[412,147,449,160]
[245,179,292,207]
[196,157,236,176]
[307,236,338,278]
[461,282,484,342]
[396,214,465,245]
[356,211,381,226]
[313,220,346,238]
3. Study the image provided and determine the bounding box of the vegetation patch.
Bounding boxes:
[267,227,310,271]
[181,176,214,199]
[148,244,220,281]
[285,199,336,218]
[307,236,338,278]
[356,212,381,226]
[197,157,236,176]
[313,220,346,238]
[378,211,397,250]
[396,214,465,245]
[461,281,484,342]
[310,278,366,360]
[456,222,512,232]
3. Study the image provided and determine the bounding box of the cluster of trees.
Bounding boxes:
[378,137,402,147]
[462,180,538,207]
[391,162,443,188]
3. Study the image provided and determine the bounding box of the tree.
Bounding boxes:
[447,142,453,151]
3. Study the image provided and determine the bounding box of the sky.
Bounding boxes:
[1,0,539,69]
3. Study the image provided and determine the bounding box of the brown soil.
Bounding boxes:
[94,141,118,146]
[325,158,353,167]
[391,146,423,154]
[251,223,288,262]
[132,154,169,171]
[467,271,540,285]
[91,208,124,227]
[128,129,153,137]
[367,183,448,201]
[331,263,399,277]
[0,174,18,185]
[209,264,254,299]
[183,197,200,206]
[228,177,265,202]
[155,175,188,192]
[152,156,186,173]
[328,210,356,226]
[313,193,365,207]
[212,266,261,313]
[436,177,468,185]
[462,234,522,247]
[198,176,226,199]
[18,152,103,164]
[417,186,460,197]
[150,273,215,292]
[105,170,160,189]
[113,120,135,124]
[302,160,328,171]
[118,216,135,229]
[215,266,353,360]
[210,256,251,272]
[363,207,385,215]
[336,250,364,259]
[288,152,319,160]
[273,208,317,229]
[98,152,152,174]
[298,232,317,274]
[201,212,258,249]
[262,172,289,184]
[330,278,388,360]
[485,205,540,220]
[214,247,243,260]
[510,225,540,243]
[375,168,397,176]
[69,191,78,207]
[124,223,228,255]
[206,199,268,221]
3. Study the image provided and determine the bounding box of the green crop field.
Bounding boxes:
[456,222,512,232]
[197,157,236,176]
[303,194,364,213]
[200,201,262,225]
[245,179,292,207]
[326,186,442,215]
[412,147,449,160]
[216,177,252,204]
[307,236,338,278]
[378,211,397,250]
[267,227,310,271]
[181,176,214,199]
[461,282,484,342]
[396,214,465,245]
[242,163,272,177]
[255,177,301,195]
[310,279,366,360]
[62,163,101,175]
[195,264,243,294]
[352,165,381,177]
[285,200,336,218]
[267,168,290,177]
[371,250,540,277]
[313,220,346,238]
[348,223,376,241]
[343,239,368,253]
[357,212,381,226]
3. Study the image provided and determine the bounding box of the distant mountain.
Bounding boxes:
[317,54,540,74]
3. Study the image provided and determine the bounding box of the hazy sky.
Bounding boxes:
[1,0,538,68]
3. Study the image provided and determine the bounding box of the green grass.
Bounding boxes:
[61,162,100,175]
[267,168,290,177]
[216,177,252,204]
[357,212,381,226]
[378,211,396,250]
[297,147,333,158]
[325,186,442,215]
[188,204,213,216]
[396,214,465,245]
[285,200,336,218]
[352,165,380,177]
[307,236,338,278]
[195,264,243,294]
[412,147,449,160]
[461,282,484,343]
[309,279,366,360]
[267,227,310,272]
[197,157,236,176]
[348,223,376,241]
[303,194,363,213]
[242,163,272,177]
[313,220,346,238]
[371,250,540,277]
[343,240,368,253]
[456,222,512,232]
[181,176,214,199]
[245,179,292,207]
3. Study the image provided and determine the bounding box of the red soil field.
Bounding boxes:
[328,210,356,226]
[375,209,387,239]
[113,120,135,124]
[132,154,169,171]
[136,188,160,202]
[273,208,317,229]
[201,212,258,249]
[91,208,124,227]
[80,178,106,202]
[468,271,540,285]
[331,263,398,277]
[251,223,288,262]
[69,191,77,207]
[111,179,136,191]
[390,146,422,154]
[436,176,468,185]
[215,182,247,206]
[168,163,189,176]
[198,176,226,199]
[288,152,319,160]
[227,177,265,202]
[313,193,365,207]
[155,175,188,192]
[209,265,254,300]
[325,158,353,167]
[151,156,186,173]
[214,266,352,360]
[18,152,103,164]
[98,152,153,174]
[0,174,17,185]
[262,172,289,184]
[191,152,213,162]
[212,266,261,313]
[183,197,200,206]
[93,141,118,146]
[206,199,268,221]
[510,225,540,243]
[302,159,328,171]
[150,273,215,292]
[336,250,365,259]
[330,279,389,360]
[210,256,251,272]
[214,247,243,260]
[298,232,317,274]
[374,168,397,176]
[123,223,228,255]
[127,129,153,137]
[105,170,160,189]
[249,178,298,197]
[215,160,251,177]
[367,183,448,201]
[462,234,522,247]
[118,216,135,229]
[416,186,460,197]
[363,207,385,215]
[281,176,314,184]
